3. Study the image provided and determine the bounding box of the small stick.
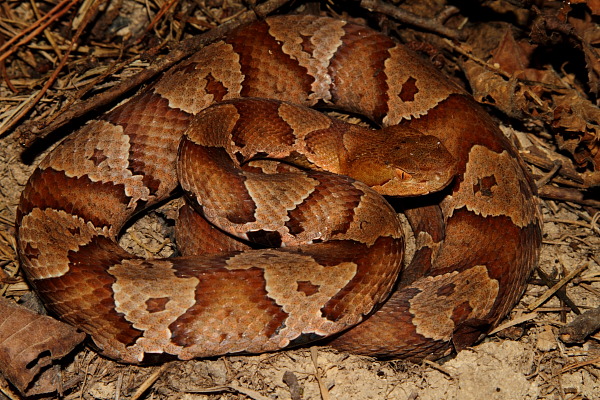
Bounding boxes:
[489,311,537,335]
[360,0,466,40]
[535,160,562,187]
[560,356,600,373]
[538,185,600,209]
[536,267,581,315]
[310,347,331,400]
[521,148,585,185]
[29,0,64,60]
[528,263,589,312]
[179,383,271,400]
[130,364,171,400]
[138,0,180,42]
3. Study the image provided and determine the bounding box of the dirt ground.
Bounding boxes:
[1,0,599,399]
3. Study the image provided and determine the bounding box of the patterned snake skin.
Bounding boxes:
[16,15,543,363]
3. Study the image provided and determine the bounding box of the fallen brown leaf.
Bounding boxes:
[0,297,85,395]
[461,59,527,119]
[552,92,600,171]
[569,12,600,94]
[490,29,537,76]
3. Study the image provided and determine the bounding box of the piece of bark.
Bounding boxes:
[283,371,303,400]
[538,185,600,207]
[0,297,85,395]
[559,306,600,344]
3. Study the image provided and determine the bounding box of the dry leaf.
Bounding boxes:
[590,0,600,15]
[0,297,85,395]
[571,0,600,16]
[461,59,527,119]
[569,12,600,94]
[490,29,537,76]
[552,93,600,171]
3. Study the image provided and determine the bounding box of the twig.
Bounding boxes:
[0,376,21,400]
[422,359,454,378]
[528,263,590,312]
[37,44,138,131]
[560,356,600,373]
[521,146,585,185]
[544,218,599,231]
[15,0,292,148]
[311,347,331,400]
[114,371,123,400]
[490,312,538,335]
[535,160,563,187]
[174,383,272,400]
[538,185,600,209]
[360,0,466,40]
[30,0,64,60]
[536,267,581,315]
[138,0,180,42]
[580,283,600,299]
[130,363,172,400]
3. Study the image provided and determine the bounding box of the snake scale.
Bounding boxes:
[16,15,543,364]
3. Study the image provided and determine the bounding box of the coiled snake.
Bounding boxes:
[16,15,542,363]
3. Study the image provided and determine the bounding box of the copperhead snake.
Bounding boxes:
[16,15,543,364]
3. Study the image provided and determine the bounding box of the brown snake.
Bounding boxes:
[16,15,542,364]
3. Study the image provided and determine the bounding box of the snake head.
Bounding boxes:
[342,126,458,197]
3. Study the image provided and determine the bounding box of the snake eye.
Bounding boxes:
[394,168,412,181]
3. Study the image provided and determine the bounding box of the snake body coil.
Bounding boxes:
[16,15,542,363]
